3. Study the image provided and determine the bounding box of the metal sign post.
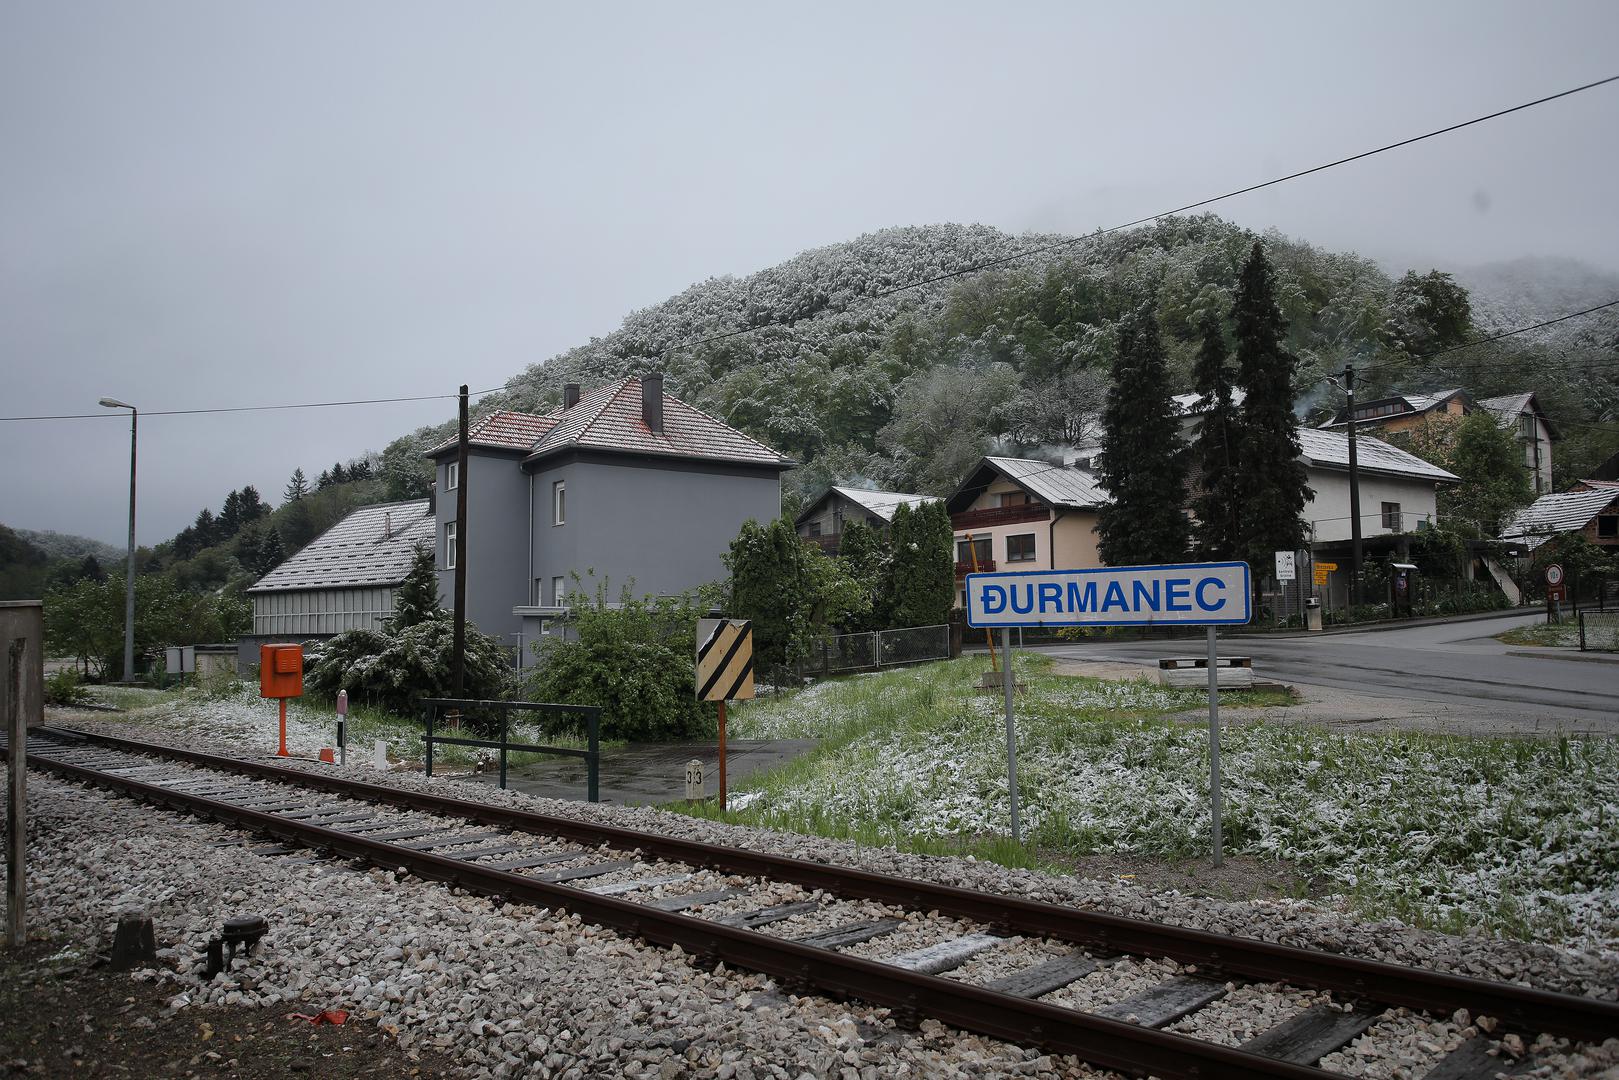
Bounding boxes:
[3,601,44,950]
[336,689,349,767]
[966,563,1252,859]
[696,618,755,811]
[1206,626,1223,866]
[1002,626,1020,844]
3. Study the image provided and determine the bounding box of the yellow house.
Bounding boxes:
[944,457,1108,608]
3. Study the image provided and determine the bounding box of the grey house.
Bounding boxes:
[424,374,791,665]
[241,499,434,665]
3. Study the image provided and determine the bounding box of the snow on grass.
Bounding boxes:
[716,656,1619,950]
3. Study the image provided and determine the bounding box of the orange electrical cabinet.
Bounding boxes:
[259,643,304,698]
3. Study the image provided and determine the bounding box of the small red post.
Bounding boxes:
[277,699,288,757]
[717,700,727,811]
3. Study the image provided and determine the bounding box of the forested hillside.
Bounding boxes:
[374,214,1615,506]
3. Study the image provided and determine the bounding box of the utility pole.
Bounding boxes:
[1341,366,1364,607]
[451,385,469,698]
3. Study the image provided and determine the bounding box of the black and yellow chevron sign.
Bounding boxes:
[696,618,755,702]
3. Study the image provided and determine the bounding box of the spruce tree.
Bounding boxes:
[390,543,445,630]
[1189,310,1243,559]
[219,489,243,537]
[193,508,219,549]
[1230,243,1311,569]
[1095,302,1189,566]
[317,469,332,490]
[330,462,348,484]
[836,519,891,632]
[284,468,309,502]
[238,485,268,522]
[256,528,286,574]
[886,501,954,628]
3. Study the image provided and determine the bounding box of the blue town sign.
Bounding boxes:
[965,562,1253,628]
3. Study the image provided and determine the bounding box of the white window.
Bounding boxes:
[446,461,459,490]
[553,480,566,526]
[552,576,566,605]
[445,522,457,569]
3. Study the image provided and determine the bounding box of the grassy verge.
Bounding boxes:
[1495,622,1580,648]
[677,655,1619,949]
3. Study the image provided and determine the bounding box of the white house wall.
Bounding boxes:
[251,586,398,636]
[1304,469,1441,544]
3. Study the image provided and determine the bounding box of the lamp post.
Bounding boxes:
[1323,370,1363,607]
[99,398,137,683]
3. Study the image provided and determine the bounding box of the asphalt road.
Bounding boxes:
[1032,611,1619,731]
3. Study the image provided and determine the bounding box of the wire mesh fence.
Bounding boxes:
[1579,611,1619,653]
[799,624,951,677]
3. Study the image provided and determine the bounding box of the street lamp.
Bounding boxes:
[99,397,137,683]
[1323,370,1363,607]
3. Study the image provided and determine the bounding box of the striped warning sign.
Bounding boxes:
[696,618,754,701]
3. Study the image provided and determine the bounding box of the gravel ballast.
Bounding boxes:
[25,718,1619,1077]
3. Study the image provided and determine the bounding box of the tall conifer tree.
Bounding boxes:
[390,543,445,630]
[284,468,309,502]
[1189,311,1243,559]
[1095,302,1189,566]
[1230,243,1311,568]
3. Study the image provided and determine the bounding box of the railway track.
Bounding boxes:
[7,725,1616,1079]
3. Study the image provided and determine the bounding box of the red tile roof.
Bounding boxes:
[426,410,559,456]
[425,378,791,469]
[526,377,790,468]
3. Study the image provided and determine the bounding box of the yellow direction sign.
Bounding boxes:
[1316,562,1339,572]
[1313,570,1330,586]
[696,619,755,702]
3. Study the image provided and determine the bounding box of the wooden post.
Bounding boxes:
[452,384,469,698]
[717,700,728,811]
[5,601,44,950]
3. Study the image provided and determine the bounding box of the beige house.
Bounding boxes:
[944,457,1107,608]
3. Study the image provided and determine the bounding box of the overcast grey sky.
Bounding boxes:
[4,1,1617,545]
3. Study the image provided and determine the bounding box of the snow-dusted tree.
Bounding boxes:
[835,519,890,632]
[1231,243,1311,568]
[878,362,1020,495]
[1095,302,1189,566]
[389,543,444,631]
[254,528,286,575]
[283,468,310,502]
[1189,311,1242,559]
[1383,270,1472,357]
[1007,366,1107,448]
[885,501,954,629]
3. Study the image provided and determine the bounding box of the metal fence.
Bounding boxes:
[799,624,950,677]
[1579,611,1619,653]
[421,697,600,798]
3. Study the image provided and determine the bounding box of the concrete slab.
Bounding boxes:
[459,738,819,806]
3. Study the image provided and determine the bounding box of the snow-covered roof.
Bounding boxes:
[981,456,1109,509]
[1501,487,1619,549]
[832,486,938,521]
[1172,388,1247,415]
[1317,388,1468,430]
[1294,428,1460,483]
[1477,393,1557,439]
[248,500,434,593]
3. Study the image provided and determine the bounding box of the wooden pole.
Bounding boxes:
[452,384,469,699]
[7,635,27,949]
[717,700,728,811]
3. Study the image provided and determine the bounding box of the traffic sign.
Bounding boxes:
[1312,569,1330,586]
[965,562,1253,628]
[1274,552,1296,582]
[1545,564,1565,587]
[1547,584,1567,602]
[696,619,754,701]
[1316,562,1338,572]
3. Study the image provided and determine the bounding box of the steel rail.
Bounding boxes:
[32,727,1619,1045]
[19,747,1330,1080]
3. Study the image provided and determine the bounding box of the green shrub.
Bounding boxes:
[524,584,711,741]
[306,618,512,720]
[43,668,91,707]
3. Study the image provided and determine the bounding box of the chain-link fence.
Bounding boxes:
[799,624,950,677]
[1579,611,1619,652]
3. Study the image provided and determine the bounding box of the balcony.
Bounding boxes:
[950,503,1050,530]
[801,534,841,554]
[955,559,995,578]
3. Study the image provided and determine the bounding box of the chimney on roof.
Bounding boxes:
[642,373,664,434]
[563,383,580,410]
[383,511,392,540]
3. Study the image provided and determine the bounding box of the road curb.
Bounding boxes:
[1505,649,1619,666]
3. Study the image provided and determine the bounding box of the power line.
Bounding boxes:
[1406,299,1619,365]
[651,74,1619,360]
[0,384,510,423]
